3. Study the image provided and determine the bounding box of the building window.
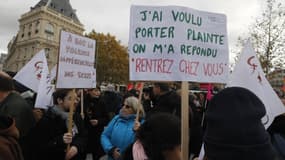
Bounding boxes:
[28,32,31,37]
[21,33,24,38]
[31,47,35,57]
[36,21,40,27]
[47,34,54,41]
[45,48,50,59]
[29,24,32,30]
[17,50,20,59]
[45,23,54,34]
[45,23,54,41]
[35,21,40,34]
[24,48,27,58]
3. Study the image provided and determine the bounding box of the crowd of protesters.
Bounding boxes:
[1,71,285,160]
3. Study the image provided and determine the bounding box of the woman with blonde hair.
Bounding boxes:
[101,96,144,160]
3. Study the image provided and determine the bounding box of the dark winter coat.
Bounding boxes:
[189,100,203,156]
[84,95,108,157]
[84,95,109,131]
[0,116,24,160]
[268,115,285,136]
[27,106,88,160]
[147,91,181,119]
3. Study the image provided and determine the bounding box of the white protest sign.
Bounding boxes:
[14,50,46,92]
[129,5,229,83]
[34,54,50,109]
[227,41,285,128]
[56,30,96,88]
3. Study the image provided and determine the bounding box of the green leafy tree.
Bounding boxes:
[234,0,285,74]
[86,30,129,84]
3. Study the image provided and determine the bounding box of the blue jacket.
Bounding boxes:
[101,114,141,160]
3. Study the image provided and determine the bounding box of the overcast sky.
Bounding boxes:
[0,0,267,61]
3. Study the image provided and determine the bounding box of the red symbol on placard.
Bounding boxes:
[34,61,43,80]
[247,56,258,73]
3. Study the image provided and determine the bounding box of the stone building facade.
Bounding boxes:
[4,0,84,72]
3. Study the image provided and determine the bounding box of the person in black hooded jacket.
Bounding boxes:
[27,89,88,160]
[84,87,109,160]
[147,82,181,119]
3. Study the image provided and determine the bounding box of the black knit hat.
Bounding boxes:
[0,114,13,129]
[204,87,276,160]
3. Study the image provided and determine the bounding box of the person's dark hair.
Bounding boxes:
[154,82,169,92]
[88,86,101,92]
[95,86,101,91]
[128,89,139,98]
[0,113,13,129]
[136,113,181,159]
[52,89,73,105]
[0,74,14,92]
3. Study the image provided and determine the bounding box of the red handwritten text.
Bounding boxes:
[179,60,199,76]
[135,58,173,74]
[203,63,224,76]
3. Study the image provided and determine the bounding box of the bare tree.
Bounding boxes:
[235,0,285,75]
[86,30,129,84]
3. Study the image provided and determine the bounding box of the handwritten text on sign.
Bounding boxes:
[129,6,229,83]
[57,30,96,88]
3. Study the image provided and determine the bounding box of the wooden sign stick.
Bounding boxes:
[67,89,76,151]
[136,82,144,122]
[181,81,189,160]
[80,89,84,119]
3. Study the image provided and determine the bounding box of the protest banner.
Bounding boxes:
[14,50,46,92]
[34,52,50,109]
[129,5,229,83]
[129,5,229,159]
[56,30,96,151]
[46,65,57,106]
[227,41,285,129]
[56,30,96,89]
